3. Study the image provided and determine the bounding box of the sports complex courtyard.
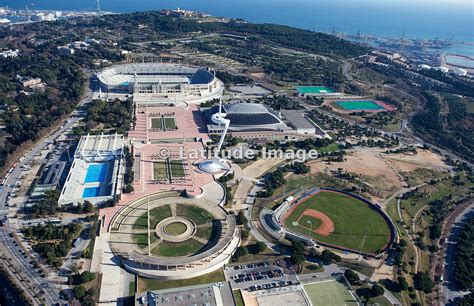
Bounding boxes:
[107,191,239,279]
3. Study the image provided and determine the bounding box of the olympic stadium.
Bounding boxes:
[96,63,223,105]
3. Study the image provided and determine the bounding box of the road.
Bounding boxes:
[0,87,94,305]
[442,203,474,305]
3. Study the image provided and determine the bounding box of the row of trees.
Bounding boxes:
[454,216,474,291]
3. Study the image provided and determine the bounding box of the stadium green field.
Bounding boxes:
[151,117,163,129]
[284,190,391,253]
[296,86,334,94]
[334,100,384,111]
[303,280,357,306]
[169,160,185,177]
[153,161,169,180]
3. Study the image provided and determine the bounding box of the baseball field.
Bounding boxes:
[283,190,391,254]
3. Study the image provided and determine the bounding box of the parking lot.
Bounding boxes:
[225,260,299,291]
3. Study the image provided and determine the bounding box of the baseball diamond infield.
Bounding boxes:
[282,189,393,254]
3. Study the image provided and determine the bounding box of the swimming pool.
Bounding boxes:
[82,187,101,198]
[335,100,384,111]
[84,163,109,183]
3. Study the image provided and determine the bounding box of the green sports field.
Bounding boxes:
[296,86,334,94]
[303,280,357,306]
[284,190,391,253]
[334,100,384,111]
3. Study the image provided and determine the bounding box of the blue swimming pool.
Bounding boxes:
[82,187,101,198]
[84,163,108,183]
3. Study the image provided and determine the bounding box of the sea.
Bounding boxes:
[3,0,474,43]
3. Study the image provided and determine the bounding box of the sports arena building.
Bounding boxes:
[58,133,125,206]
[202,102,329,142]
[96,63,223,105]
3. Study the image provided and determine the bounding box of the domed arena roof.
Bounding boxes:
[203,102,289,132]
[198,159,231,174]
[223,103,269,113]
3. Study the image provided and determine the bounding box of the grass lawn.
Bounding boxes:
[317,142,340,153]
[137,269,225,291]
[195,226,216,241]
[284,191,391,253]
[133,205,172,229]
[299,263,324,274]
[165,222,187,235]
[356,285,392,305]
[233,290,245,306]
[405,168,446,187]
[152,239,204,257]
[339,259,375,277]
[153,161,169,180]
[132,232,158,247]
[176,204,214,225]
[151,117,163,130]
[133,233,148,246]
[303,280,357,306]
[169,160,185,178]
[383,120,402,133]
[234,251,283,264]
[128,280,136,296]
[164,117,177,129]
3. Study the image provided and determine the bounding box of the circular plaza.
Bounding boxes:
[108,191,240,279]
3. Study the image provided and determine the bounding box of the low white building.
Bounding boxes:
[0,49,20,58]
